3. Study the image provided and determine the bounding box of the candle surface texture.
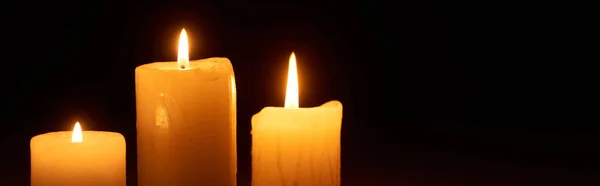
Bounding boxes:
[30,128,126,186]
[251,53,343,186]
[135,57,237,186]
[252,101,343,186]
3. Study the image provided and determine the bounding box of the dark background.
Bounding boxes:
[1,0,597,185]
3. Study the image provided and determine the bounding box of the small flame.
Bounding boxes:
[177,28,190,69]
[284,52,299,109]
[72,122,82,143]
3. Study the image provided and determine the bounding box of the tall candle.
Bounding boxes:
[30,122,126,186]
[135,28,237,186]
[251,53,343,186]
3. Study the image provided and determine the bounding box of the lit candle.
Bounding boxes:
[30,122,126,186]
[251,52,343,186]
[135,28,237,186]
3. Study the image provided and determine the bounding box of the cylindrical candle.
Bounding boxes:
[135,29,236,186]
[251,53,343,186]
[30,122,126,186]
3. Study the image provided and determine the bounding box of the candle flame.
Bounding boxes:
[72,122,82,143]
[177,28,190,69]
[284,52,299,109]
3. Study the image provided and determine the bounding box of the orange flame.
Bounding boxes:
[284,52,299,109]
[177,28,190,69]
[72,122,82,143]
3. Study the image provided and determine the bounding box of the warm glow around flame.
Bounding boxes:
[72,122,83,143]
[177,28,190,69]
[284,52,299,109]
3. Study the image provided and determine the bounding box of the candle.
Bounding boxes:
[251,52,343,186]
[135,28,237,186]
[30,122,126,186]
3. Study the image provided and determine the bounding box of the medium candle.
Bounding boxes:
[30,122,126,186]
[135,29,237,186]
[251,53,343,186]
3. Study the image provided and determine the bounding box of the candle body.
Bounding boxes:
[251,101,343,186]
[136,58,237,186]
[30,131,126,186]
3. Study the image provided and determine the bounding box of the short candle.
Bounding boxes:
[251,52,343,186]
[30,122,126,186]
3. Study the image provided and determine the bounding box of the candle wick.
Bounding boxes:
[180,65,186,69]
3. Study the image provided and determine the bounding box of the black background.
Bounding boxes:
[1,0,597,185]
